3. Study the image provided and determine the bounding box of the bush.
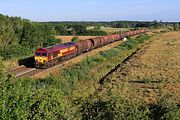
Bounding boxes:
[80,95,148,120]
[85,30,107,36]
[0,70,67,119]
[100,48,120,59]
[71,37,79,42]
[148,94,180,120]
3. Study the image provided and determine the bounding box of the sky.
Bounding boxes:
[0,0,179,22]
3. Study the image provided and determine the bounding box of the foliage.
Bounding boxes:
[100,48,120,59]
[71,37,79,42]
[71,24,87,35]
[49,20,179,31]
[79,93,180,120]
[55,24,69,35]
[85,30,107,36]
[173,23,179,30]
[80,96,148,120]
[54,23,107,36]
[0,14,59,59]
[0,66,67,119]
[147,94,180,120]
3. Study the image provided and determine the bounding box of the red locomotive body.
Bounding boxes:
[35,42,77,68]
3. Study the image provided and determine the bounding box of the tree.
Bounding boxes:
[0,14,59,59]
[55,24,69,35]
[174,23,179,30]
[94,24,101,30]
[70,24,87,35]
[152,20,160,28]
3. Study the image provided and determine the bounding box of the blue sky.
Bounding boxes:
[0,0,179,22]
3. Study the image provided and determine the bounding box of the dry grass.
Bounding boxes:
[129,32,180,82]
[100,27,130,34]
[101,31,180,103]
[55,36,99,43]
[3,59,19,70]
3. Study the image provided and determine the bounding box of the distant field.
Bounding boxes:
[100,27,130,34]
[87,26,130,34]
[55,36,99,43]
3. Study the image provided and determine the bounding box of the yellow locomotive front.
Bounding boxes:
[34,49,49,68]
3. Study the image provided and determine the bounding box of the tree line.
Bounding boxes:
[54,23,107,36]
[0,14,59,59]
[49,20,180,31]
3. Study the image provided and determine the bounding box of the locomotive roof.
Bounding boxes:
[36,42,76,53]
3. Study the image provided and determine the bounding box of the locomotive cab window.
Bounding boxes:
[36,52,40,56]
[42,52,47,57]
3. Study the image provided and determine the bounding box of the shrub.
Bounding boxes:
[100,48,120,59]
[80,95,149,120]
[71,37,79,42]
[147,94,180,120]
[0,75,68,119]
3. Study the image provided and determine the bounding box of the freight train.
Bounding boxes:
[34,29,147,68]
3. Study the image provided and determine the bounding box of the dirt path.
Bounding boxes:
[95,31,180,103]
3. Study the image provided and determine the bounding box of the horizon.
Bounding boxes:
[0,0,180,22]
[1,14,179,23]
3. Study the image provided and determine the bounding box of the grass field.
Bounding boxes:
[99,31,180,103]
[100,27,130,34]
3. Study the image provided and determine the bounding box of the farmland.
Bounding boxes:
[92,31,180,106]
[100,27,130,34]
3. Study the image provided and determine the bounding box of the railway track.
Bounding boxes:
[10,65,40,78]
[10,65,36,78]
[10,63,64,78]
